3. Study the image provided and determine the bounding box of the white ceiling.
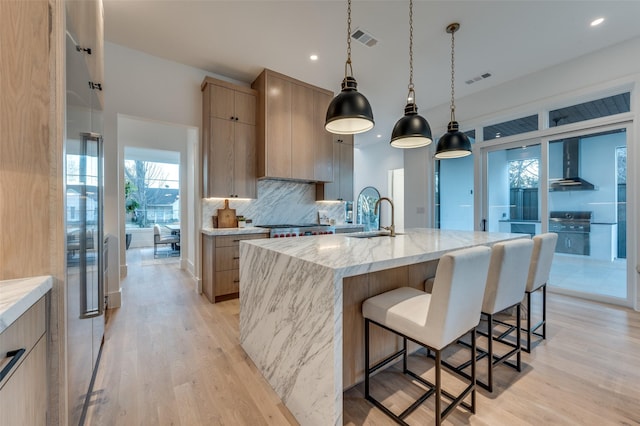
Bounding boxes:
[104,0,640,147]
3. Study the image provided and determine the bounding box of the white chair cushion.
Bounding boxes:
[426,246,491,349]
[363,287,431,345]
[526,233,558,292]
[363,246,491,351]
[483,239,534,314]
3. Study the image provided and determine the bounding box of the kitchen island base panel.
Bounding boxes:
[239,243,342,426]
[342,260,439,389]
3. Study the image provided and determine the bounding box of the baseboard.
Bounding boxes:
[195,276,202,294]
[107,289,122,309]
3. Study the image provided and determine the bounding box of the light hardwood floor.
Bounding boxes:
[86,248,640,425]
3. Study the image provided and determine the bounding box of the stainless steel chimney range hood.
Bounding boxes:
[549,138,596,191]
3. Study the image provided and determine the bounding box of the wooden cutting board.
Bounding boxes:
[217,199,237,228]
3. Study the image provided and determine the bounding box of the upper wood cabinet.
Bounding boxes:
[317,135,354,201]
[202,77,258,198]
[252,69,334,182]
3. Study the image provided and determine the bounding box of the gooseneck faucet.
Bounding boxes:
[374,197,396,237]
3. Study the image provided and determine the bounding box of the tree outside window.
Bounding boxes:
[124,160,179,228]
[509,159,539,188]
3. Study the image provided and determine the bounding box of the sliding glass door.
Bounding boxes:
[480,124,633,306]
[547,128,628,300]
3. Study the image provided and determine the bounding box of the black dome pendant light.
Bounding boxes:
[390,0,432,149]
[325,0,374,135]
[435,23,472,159]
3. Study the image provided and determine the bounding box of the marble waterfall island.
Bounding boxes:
[239,228,524,426]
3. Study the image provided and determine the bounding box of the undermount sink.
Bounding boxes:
[347,231,402,238]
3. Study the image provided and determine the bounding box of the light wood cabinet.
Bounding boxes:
[202,77,258,198]
[252,69,334,182]
[201,233,269,303]
[0,297,47,425]
[313,91,334,182]
[317,135,354,201]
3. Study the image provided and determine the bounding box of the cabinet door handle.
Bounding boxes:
[232,239,240,243]
[0,348,26,382]
[233,279,240,283]
[230,116,235,120]
[233,256,240,260]
[235,117,239,121]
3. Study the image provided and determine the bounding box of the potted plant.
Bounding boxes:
[124,181,139,249]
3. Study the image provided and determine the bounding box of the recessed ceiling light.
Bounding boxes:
[591,17,604,27]
[310,54,318,61]
[377,134,382,138]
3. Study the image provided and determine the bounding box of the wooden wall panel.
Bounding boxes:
[0,0,51,280]
[342,260,441,389]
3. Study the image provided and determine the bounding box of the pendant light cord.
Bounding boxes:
[345,0,353,77]
[408,0,415,101]
[449,25,456,122]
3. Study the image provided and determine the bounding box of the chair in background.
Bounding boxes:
[462,239,534,392]
[522,232,558,352]
[362,246,491,425]
[153,224,180,258]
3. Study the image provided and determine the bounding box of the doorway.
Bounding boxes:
[117,114,199,282]
[124,148,180,261]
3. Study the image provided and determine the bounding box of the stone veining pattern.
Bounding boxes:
[238,229,526,425]
[202,179,346,228]
[240,244,341,425]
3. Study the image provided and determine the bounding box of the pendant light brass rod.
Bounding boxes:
[408,0,415,98]
[345,0,352,78]
[447,23,460,124]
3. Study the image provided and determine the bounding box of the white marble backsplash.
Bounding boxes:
[202,179,346,228]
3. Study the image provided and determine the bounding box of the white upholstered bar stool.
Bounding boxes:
[473,238,534,392]
[523,232,558,353]
[362,246,491,425]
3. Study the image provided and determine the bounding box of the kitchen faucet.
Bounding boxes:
[374,197,396,237]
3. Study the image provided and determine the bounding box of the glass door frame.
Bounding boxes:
[477,121,636,308]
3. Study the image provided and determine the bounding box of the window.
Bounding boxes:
[508,156,539,221]
[483,114,538,141]
[125,160,180,228]
[549,92,630,127]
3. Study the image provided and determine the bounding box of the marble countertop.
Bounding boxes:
[201,226,271,236]
[0,275,52,334]
[242,227,525,278]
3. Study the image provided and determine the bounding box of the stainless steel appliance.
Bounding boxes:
[257,224,336,238]
[66,9,105,425]
[549,211,592,255]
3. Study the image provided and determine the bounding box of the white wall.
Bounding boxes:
[439,155,474,230]
[353,142,403,227]
[104,42,247,303]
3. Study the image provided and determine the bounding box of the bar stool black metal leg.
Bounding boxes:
[542,284,547,340]
[516,303,522,371]
[365,318,370,399]
[487,313,493,392]
[525,291,532,353]
[435,350,442,426]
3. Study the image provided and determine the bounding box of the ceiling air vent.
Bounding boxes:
[465,72,492,85]
[351,27,378,47]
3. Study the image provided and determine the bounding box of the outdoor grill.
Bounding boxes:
[548,211,592,255]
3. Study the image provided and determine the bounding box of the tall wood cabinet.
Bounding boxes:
[202,77,258,198]
[317,135,354,201]
[252,69,333,182]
